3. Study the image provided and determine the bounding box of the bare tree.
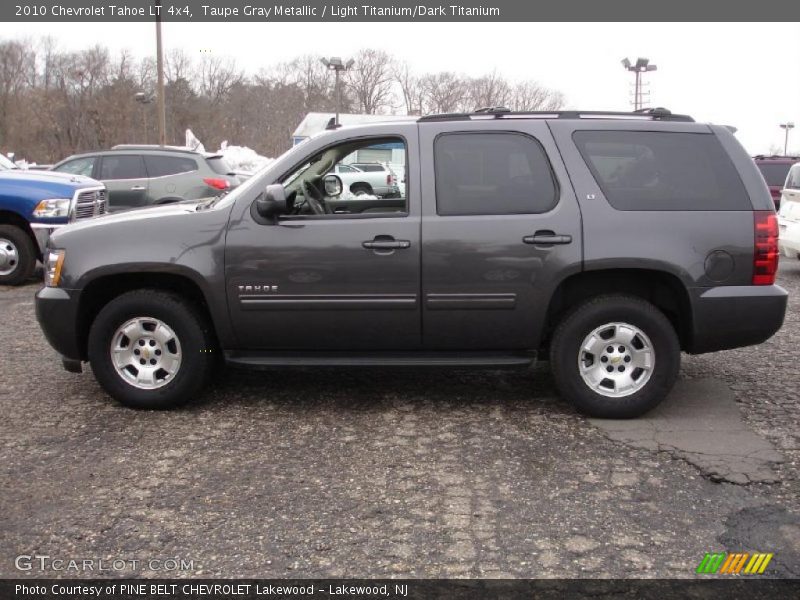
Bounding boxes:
[346,49,395,114]
[511,80,565,111]
[394,61,424,115]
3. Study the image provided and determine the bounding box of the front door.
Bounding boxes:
[225,129,421,351]
[419,120,583,350]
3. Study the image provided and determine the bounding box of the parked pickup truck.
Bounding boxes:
[0,154,106,285]
[332,162,400,197]
[35,108,787,418]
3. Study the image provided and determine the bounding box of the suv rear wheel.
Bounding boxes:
[550,295,680,418]
[88,289,216,409]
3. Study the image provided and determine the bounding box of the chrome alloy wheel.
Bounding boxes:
[110,317,182,390]
[578,322,655,398]
[0,237,19,276]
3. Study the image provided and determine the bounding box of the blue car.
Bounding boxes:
[0,153,106,285]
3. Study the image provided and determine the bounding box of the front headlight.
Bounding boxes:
[44,250,66,287]
[33,198,71,219]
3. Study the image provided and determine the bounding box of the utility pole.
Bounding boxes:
[155,0,166,146]
[621,57,657,111]
[780,122,795,155]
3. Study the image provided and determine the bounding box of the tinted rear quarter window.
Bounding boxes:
[573,130,750,211]
[144,155,198,177]
[434,132,558,216]
[785,164,800,190]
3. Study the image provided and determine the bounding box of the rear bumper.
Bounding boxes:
[35,286,84,362]
[688,285,788,354]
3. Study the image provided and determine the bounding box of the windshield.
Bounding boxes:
[0,154,18,170]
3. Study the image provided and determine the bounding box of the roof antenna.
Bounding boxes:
[325,117,341,130]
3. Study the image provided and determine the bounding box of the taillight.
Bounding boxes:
[753,211,779,285]
[203,177,230,191]
[386,174,392,185]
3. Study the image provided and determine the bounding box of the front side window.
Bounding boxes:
[55,156,95,177]
[99,155,145,180]
[434,132,558,216]
[279,137,407,217]
[786,164,800,190]
[573,130,750,211]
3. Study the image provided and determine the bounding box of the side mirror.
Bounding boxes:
[255,184,287,220]
[323,174,343,197]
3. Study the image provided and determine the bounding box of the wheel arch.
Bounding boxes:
[76,270,219,360]
[0,210,40,260]
[543,268,693,351]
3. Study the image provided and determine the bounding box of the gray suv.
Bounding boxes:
[35,108,787,418]
[51,146,239,212]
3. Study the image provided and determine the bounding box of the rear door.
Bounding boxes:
[419,119,583,350]
[97,154,148,211]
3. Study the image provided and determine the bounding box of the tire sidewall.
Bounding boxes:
[88,292,211,409]
[551,297,680,419]
[0,225,36,286]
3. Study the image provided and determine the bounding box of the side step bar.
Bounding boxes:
[224,351,535,368]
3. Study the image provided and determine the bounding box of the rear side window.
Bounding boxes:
[573,131,750,211]
[144,155,198,177]
[99,155,145,180]
[353,164,384,172]
[207,156,233,175]
[434,132,558,216]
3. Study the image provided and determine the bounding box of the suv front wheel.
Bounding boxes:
[88,289,216,409]
[550,295,680,419]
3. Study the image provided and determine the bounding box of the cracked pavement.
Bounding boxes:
[1,262,799,578]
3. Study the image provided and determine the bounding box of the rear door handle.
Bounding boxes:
[362,238,411,250]
[130,185,146,191]
[523,232,572,245]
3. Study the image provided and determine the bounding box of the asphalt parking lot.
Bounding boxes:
[1,263,799,579]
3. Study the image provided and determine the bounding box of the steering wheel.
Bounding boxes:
[301,180,327,215]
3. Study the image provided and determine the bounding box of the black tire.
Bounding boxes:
[349,183,373,196]
[88,289,216,409]
[549,294,680,419]
[0,224,37,286]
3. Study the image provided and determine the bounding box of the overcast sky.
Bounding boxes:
[6,22,800,155]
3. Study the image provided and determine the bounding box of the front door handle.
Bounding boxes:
[523,231,573,245]
[130,185,146,191]
[362,237,411,250]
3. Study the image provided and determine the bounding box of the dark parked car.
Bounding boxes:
[36,108,787,418]
[51,146,239,212]
[753,155,800,209]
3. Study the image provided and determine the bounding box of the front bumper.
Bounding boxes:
[30,223,65,255]
[35,286,84,362]
[688,284,788,354]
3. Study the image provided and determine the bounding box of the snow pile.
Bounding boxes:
[183,129,274,177]
[219,141,274,175]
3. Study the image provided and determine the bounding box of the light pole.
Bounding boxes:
[154,0,166,146]
[780,122,795,155]
[621,57,657,111]
[134,92,154,143]
[320,57,355,125]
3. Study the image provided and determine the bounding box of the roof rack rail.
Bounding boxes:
[418,108,694,123]
[110,144,211,155]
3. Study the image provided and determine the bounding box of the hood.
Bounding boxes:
[0,169,98,186]
[52,200,203,241]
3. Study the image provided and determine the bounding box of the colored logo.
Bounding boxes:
[696,552,773,575]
